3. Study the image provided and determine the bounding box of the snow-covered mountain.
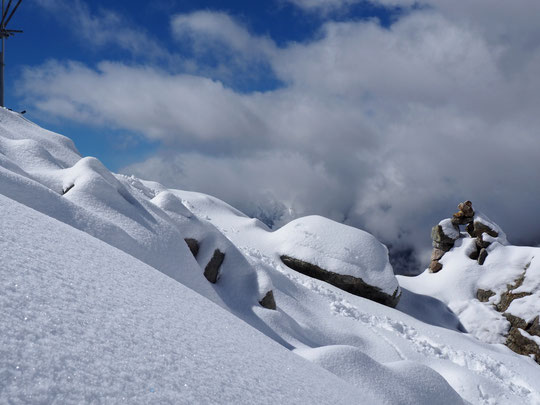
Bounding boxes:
[1,108,539,404]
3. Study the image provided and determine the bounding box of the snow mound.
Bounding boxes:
[296,345,465,405]
[274,215,399,296]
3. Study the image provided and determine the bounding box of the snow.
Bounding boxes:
[2,108,540,404]
[295,345,464,405]
[273,215,399,295]
[439,218,460,239]
[0,194,366,404]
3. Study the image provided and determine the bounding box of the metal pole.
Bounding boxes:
[1,0,4,108]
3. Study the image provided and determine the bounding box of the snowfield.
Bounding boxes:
[1,108,540,404]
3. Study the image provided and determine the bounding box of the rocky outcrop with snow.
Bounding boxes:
[403,201,540,365]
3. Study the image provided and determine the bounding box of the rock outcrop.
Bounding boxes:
[429,201,499,272]
[184,238,200,258]
[259,290,277,310]
[475,263,540,365]
[280,255,401,308]
[204,249,225,283]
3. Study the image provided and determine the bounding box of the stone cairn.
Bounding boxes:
[429,201,499,273]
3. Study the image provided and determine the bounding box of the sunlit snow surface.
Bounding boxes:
[1,108,540,404]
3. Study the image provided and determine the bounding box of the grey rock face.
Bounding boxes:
[431,248,446,261]
[468,249,480,261]
[476,289,495,302]
[280,255,400,308]
[204,249,225,283]
[475,235,491,249]
[477,263,540,365]
[477,248,488,265]
[471,221,499,238]
[431,225,458,245]
[428,260,443,273]
[259,290,277,310]
[184,238,200,258]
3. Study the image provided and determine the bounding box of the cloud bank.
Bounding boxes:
[20,1,540,273]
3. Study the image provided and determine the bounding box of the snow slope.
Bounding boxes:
[0,194,366,404]
[1,108,540,404]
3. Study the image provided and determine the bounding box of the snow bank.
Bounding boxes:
[296,345,465,405]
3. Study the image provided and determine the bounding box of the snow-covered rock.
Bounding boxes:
[275,215,401,307]
[402,208,540,365]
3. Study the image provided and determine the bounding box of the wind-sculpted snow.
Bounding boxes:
[1,108,540,404]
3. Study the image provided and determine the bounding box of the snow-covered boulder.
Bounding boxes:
[273,216,401,307]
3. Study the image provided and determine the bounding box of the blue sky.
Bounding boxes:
[7,0,540,270]
[7,0,406,168]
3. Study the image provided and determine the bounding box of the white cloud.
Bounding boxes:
[286,0,363,12]
[19,5,540,270]
[171,11,275,58]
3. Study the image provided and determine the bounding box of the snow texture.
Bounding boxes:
[2,108,540,404]
[0,194,365,404]
[439,218,460,240]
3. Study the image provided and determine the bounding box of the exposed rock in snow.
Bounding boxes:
[204,249,225,283]
[280,254,400,307]
[259,290,277,310]
[403,207,540,365]
[184,238,200,257]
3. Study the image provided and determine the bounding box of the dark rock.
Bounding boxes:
[476,289,495,302]
[204,249,225,283]
[458,201,475,217]
[431,248,446,262]
[504,313,528,330]
[432,241,454,252]
[496,290,532,312]
[506,327,540,365]
[184,238,200,258]
[431,225,458,245]
[280,255,400,307]
[477,248,488,265]
[466,222,475,237]
[62,184,74,195]
[475,235,491,249]
[494,270,532,312]
[451,211,474,225]
[469,248,480,261]
[429,260,443,273]
[528,316,540,337]
[259,290,277,310]
[471,221,499,238]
